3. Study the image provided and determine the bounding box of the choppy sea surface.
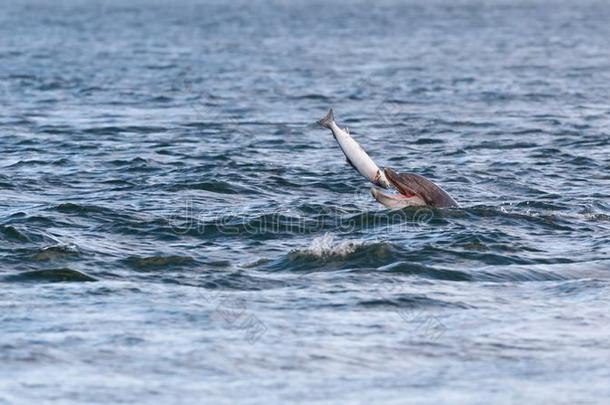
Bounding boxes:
[1,0,609,403]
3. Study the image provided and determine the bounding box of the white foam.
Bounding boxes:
[303,233,363,257]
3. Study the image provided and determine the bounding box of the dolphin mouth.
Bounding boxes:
[371,167,429,209]
[370,186,425,209]
[384,168,418,198]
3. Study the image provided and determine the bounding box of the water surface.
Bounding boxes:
[1,0,609,403]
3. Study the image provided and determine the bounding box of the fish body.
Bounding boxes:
[318,108,390,189]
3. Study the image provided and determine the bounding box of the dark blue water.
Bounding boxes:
[1,0,609,403]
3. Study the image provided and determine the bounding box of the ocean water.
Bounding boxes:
[1,0,609,403]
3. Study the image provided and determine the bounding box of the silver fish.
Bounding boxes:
[318,108,390,188]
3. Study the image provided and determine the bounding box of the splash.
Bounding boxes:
[302,233,363,257]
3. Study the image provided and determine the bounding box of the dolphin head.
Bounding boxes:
[382,167,459,208]
[384,168,421,199]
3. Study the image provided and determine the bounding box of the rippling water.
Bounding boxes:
[1,0,609,403]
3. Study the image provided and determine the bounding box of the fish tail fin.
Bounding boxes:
[317,107,335,128]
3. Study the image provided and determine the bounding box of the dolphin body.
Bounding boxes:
[318,108,459,209]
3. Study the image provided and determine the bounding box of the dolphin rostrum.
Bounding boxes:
[318,108,459,209]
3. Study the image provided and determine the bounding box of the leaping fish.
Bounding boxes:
[317,108,459,209]
[317,108,390,189]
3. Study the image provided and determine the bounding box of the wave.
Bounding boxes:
[54,202,119,216]
[2,268,97,283]
[296,233,364,258]
[167,179,255,195]
[123,255,197,271]
[263,236,398,273]
[377,261,473,282]
[542,278,610,296]
[0,225,31,243]
[0,223,59,245]
[358,295,471,310]
[30,244,81,261]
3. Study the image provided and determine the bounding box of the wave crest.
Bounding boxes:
[300,233,363,258]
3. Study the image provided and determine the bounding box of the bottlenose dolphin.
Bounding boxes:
[318,108,459,209]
